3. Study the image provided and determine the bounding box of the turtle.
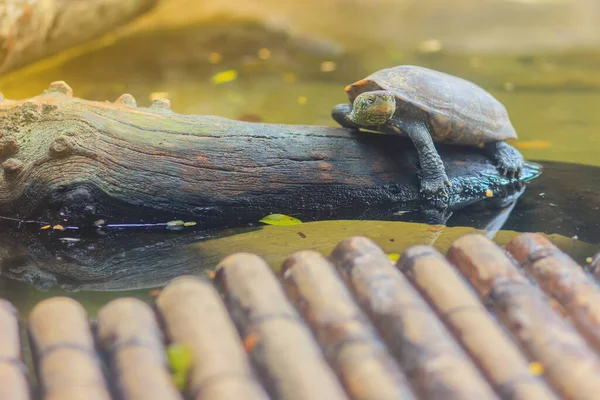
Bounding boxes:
[331,65,524,199]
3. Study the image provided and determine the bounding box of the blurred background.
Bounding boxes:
[2,0,600,165]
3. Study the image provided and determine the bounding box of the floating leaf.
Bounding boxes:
[93,219,105,226]
[183,221,197,227]
[586,257,593,263]
[211,69,238,85]
[167,344,193,391]
[52,224,65,230]
[259,214,302,226]
[40,225,50,230]
[167,220,184,227]
[386,253,400,263]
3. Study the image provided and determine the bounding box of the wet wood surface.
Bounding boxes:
[0,85,539,226]
[96,298,181,400]
[2,232,600,399]
[0,299,29,400]
[447,234,600,400]
[28,297,110,400]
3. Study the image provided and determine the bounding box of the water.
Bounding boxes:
[1,1,600,316]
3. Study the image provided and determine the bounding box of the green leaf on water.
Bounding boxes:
[386,253,400,263]
[167,220,184,227]
[167,344,193,391]
[259,214,302,226]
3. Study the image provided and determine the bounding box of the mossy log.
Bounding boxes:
[0,81,539,227]
[0,0,158,75]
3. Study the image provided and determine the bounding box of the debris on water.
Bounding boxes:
[258,48,271,60]
[167,344,193,391]
[586,257,593,263]
[183,221,197,227]
[259,214,302,226]
[52,224,65,231]
[93,219,105,226]
[208,52,222,64]
[320,61,336,72]
[392,210,409,216]
[297,96,307,105]
[485,189,494,197]
[297,231,307,239]
[417,39,443,53]
[539,193,546,197]
[58,238,81,242]
[211,69,238,85]
[40,225,51,230]
[572,235,578,240]
[167,220,185,227]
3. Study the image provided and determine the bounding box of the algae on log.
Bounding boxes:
[0,0,158,75]
[0,81,539,227]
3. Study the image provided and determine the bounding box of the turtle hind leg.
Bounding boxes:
[394,120,452,200]
[484,141,524,179]
[331,103,360,129]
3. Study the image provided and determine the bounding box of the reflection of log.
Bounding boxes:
[0,83,539,226]
[0,0,158,75]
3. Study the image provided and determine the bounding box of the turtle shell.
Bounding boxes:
[345,65,517,145]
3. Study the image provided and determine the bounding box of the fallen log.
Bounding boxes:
[0,82,539,227]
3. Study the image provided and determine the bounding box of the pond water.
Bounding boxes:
[1,0,600,317]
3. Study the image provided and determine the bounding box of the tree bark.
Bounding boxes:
[0,0,158,75]
[0,81,539,227]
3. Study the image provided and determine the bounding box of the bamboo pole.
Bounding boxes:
[28,297,110,400]
[215,253,348,400]
[330,236,498,400]
[506,233,600,354]
[447,234,600,400]
[96,298,182,400]
[156,277,270,400]
[398,245,558,400]
[281,250,416,400]
[0,299,29,400]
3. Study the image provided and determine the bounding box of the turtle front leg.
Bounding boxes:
[393,120,452,199]
[331,104,361,129]
[484,141,524,179]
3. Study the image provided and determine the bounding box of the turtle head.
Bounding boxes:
[348,90,396,126]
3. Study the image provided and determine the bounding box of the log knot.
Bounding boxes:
[46,81,73,97]
[0,130,18,156]
[151,98,171,111]
[49,135,76,158]
[114,93,137,107]
[2,158,23,174]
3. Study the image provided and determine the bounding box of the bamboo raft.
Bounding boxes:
[2,232,600,400]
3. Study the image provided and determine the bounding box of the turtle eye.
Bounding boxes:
[367,98,375,105]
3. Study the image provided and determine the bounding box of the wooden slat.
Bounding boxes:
[215,252,348,400]
[156,277,270,400]
[0,300,29,400]
[281,250,416,400]
[330,236,498,400]
[399,245,558,400]
[28,297,110,400]
[96,298,181,400]
[447,234,600,400]
[506,233,600,353]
